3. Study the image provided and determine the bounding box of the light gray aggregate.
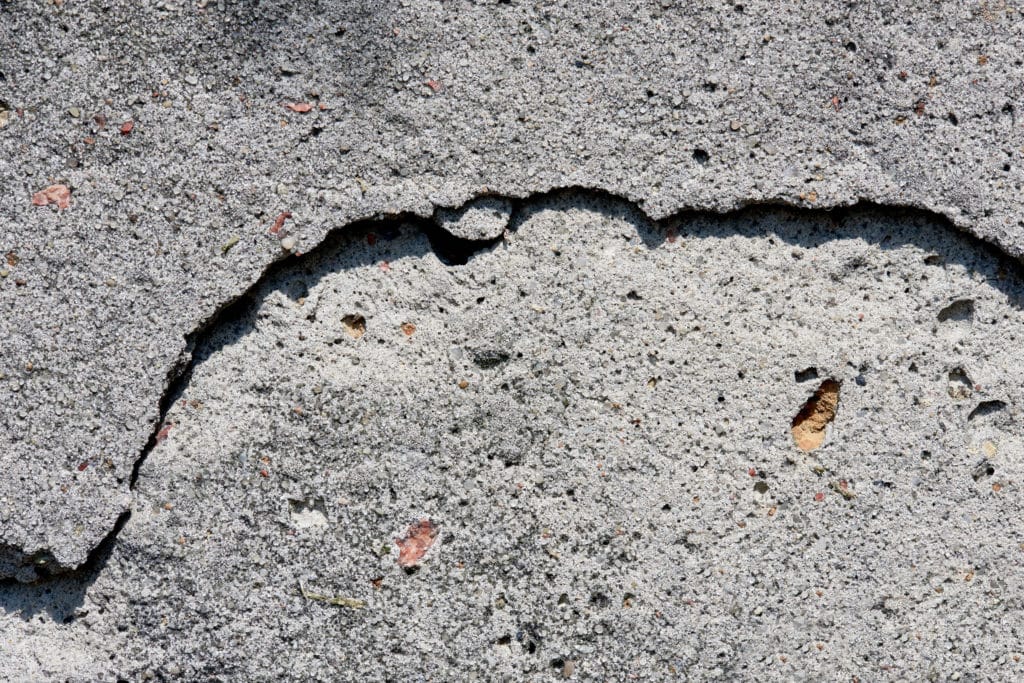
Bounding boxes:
[435,197,514,242]
[3,0,1024,580]
[2,0,1024,678]
[6,197,1024,680]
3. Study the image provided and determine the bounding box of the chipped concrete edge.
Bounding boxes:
[4,185,1020,582]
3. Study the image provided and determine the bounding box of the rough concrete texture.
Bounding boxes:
[3,0,1024,579]
[2,0,1024,677]
[5,197,1024,680]
[436,197,514,242]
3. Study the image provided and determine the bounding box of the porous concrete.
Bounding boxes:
[5,197,1024,680]
[2,0,1024,679]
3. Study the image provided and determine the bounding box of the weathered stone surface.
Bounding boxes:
[9,198,1024,679]
[435,197,514,242]
[2,1,1024,678]
[5,0,1023,581]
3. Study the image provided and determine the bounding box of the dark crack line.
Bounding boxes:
[16,186,1024,584]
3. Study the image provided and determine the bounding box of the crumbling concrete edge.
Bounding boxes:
[5,185,1021,583]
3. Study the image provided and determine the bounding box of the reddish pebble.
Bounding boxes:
[268,211,291,235]
[814,492,825,502]
[155,423,173,443]
[748,468,757,477]
[31,184,72,210]
[396,519,438,568]
[379,261,391,272]
[77,461,89,472]
[260,469,269,478]
[120,120,134,135]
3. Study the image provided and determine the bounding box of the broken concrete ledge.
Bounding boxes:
[13,188,1021,680]
[3,185,1019,583]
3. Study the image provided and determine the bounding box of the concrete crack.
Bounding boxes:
[8,187,1024,586]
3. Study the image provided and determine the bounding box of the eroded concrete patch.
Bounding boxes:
[3,0,1024,578]
[14,196,1022,679]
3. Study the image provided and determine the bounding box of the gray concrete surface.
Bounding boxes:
[2,0,1024,678]
[5,197,1024,680]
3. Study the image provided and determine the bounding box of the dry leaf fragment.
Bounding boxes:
[221,235,240,254]
[31,184,72,209]
[299,582,366,609]
[396,519,438,568]
[285,102,313,112]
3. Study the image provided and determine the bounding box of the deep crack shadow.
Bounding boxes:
[6,187,1024,613]
[0,511,129,621]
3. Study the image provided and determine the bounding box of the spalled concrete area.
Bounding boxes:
[2,0,1024,580]
[3,0,1024,677]
[5,196,1023,679]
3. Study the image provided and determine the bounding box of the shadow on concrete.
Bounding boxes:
[4,187,1022,620]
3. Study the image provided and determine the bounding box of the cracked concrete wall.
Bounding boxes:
[2,0,1024,580]
[4,196,1024,679]
[1,0,1024,676]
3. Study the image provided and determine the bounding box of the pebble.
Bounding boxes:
[280,236,297,251]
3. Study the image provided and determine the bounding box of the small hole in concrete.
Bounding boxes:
[340,314,366,339]
[795,367,819,383]
[937,298,974,323]
[968,400,1007,421]
[948,368,973,399]
[791,379,841,451]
